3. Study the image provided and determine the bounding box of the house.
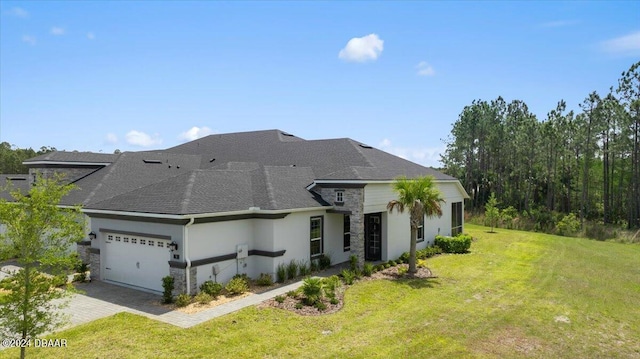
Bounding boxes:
[18,130,468,294]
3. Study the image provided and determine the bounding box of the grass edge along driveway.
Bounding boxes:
[2,224,639,359]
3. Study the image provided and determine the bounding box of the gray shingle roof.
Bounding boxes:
[24,151,118,164]
[21,129,457,215]
[0,175,30,200]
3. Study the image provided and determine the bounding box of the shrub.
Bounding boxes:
[388,260,397,266]
[73,272,86,282]
[162,276,174,304]
[295,302,303,310]
[275,295,285,304]
[435,234,472,253]
[200,280,223,298]
[340,269,356,285]
[287,290,298,298]
[362,262,374,277]
[556,213,580,237]
[225,277,249,295]
[314,301,327,311]
[175,293,191,307]
[349,254,358,271]
[302,277,324,305]
[286,259,299,280]
[417,259,428,268]
[256,273,273,286]
[298,260,310,276]
[397,266,408,275]
[384,263,391,269]
[233,273,250,284]
[417,245,442,259]
[309,259,319,273]
[399,252,410,263]
[195,292,212,305]
[276,263,287,283]
[330,297,339,305]
[318,254,331,270]
[375,264,385,272]
[323,275,341,297]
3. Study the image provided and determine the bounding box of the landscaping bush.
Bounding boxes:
[314,301,327,311]
[362,262,374,277]
[175,293,191,307]
[233,273,250,284]
[302,277,324,305]
[162,276,174,304]
[388,260,397,266]
[295,302,303,309]
[225,277,249,295]
[399,252,410,263]
[417,259,428,268]
[200,280,223,298]
[435,234,472,253]
[340,269,356,285]
[256,273,274,286]
[309,259,319,273]
[276,263,287,283]
[323,275,341,297]
[194,292,212,305]
[286,259,299,280]
[275,295,285,304]
[298,260,311,276]
[349,254,358,271]
[318,254,331,270]
[417,245,442,259]
[397,266,408,275]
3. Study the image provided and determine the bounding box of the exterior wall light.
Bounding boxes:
[89,231,97,240]
[168,242,178,251]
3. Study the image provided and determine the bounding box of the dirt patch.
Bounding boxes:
[473,326,544,356]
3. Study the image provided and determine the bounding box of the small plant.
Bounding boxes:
[275,295,285,304]
[200,280,223,298]
[287,259,299,280]
[298,260,310,276]
[287,290,298,298]
[323,275,341,297]
[314,301,327,311]
[318,254,331,270]
[295,302,304,310]
[362,262,374,277]
[309,259,319,273]
[195,292,212,305]
[397,266,408,276]
[349,254,358,271]
[256,273,274,286]
[302,277,324,305]
[175,293,191,307]
[388,260,397,266]
[399,252,410,263]
[417,259,428,268]
[276,263,287,283]
[225,277,249,295]
[233,273,250,284]
[73,272,86,282]
[330,297,339,305]
[375,264,385,272]
[162,276,175,304]
[340,269,356,285]
[384,263,391,269]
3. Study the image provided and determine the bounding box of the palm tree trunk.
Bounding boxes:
[409,227,417,274]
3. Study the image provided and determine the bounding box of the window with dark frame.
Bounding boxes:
[417,215,425,242]
[310,216,323,258]
[343,215,351,251]
[452,202,463,236]
[335,190,344,203]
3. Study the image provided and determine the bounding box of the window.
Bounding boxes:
[140,239,146,245]
[115,236,121,242]
[310,216,323,258]
[452,202,463,236]
[148,240,154,246]
[335,190,344,204]
[131,238,137,244]
[157,241,164,248]
[417,215,425,243]
[107,235,113,241]
[343,215,351,251]
[123,237,129,243]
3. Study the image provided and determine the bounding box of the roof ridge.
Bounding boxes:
[180,171,198,214]
[83,152,124,205]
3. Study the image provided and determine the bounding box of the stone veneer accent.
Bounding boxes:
[316,186,366,266]
[170,266,198,296]
[89,249,100,280]
[76,241,91,265]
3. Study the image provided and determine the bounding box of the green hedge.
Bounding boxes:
[434,234,472,253]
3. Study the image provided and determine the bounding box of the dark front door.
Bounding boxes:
[365,213,382,261]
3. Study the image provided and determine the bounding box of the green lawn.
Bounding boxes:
[3,225,639,358]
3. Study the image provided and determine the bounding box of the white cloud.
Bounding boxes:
[338,34,384,62]
[539,20,579,28]
[378,138,444,168]
[416,61,435,76]
[6,7,29,18]
[600,31,640,55]
[178,126,215,142]
[105,133,118,144]
[87,32,95,40]
[50,27,65,36]
[21,35,36,46]
[125,130,162,147]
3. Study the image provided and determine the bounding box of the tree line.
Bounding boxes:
[0,142,56,174]
[442,62,640,230]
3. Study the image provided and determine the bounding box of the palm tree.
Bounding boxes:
[387,175,445,274]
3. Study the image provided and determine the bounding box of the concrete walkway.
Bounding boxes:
[59,266,345,331]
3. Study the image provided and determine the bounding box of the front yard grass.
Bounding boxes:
[2,224,639,358]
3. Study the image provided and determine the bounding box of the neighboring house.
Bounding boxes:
[16,130,468,294]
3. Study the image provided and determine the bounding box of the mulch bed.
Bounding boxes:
[258,264,434,316]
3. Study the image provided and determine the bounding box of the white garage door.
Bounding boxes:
[103,233,171,292]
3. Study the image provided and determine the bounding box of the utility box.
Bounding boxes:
[236,244,248,259]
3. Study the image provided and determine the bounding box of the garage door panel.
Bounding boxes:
[103,233,170,292]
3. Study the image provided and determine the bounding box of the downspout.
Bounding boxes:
[184,217,195,295]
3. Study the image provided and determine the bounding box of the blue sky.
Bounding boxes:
[1,1,638,167]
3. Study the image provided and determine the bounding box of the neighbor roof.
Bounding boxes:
[21,129,457,215]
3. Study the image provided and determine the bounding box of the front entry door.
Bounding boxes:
[365,213,382,261]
